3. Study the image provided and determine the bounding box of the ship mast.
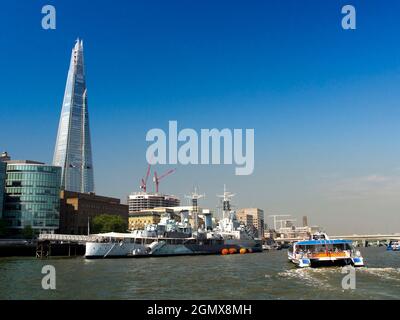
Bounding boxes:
[217,185,235,220]
[185,187,205,232]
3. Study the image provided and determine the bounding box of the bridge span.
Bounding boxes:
[275,234,400,244]
[330,234,400,241]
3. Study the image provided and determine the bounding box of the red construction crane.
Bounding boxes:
[153,168,176,193]
[140,164,151,192]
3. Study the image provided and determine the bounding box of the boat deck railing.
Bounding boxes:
[296,250,352,259]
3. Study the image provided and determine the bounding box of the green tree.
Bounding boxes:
[92,214,127,234]
[22,225,34,239]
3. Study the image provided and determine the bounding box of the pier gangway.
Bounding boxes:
[38,234,98,243]
[36,234,102,258]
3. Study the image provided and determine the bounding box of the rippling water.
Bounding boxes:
[0,247,399,299]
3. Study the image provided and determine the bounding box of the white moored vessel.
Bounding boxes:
[85,186,262,258]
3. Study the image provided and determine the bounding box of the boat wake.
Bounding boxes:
[357,267,400,282]
[277,268,339,290]
[278,266,400,291]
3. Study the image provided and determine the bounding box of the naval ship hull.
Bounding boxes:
[85,239,262,259]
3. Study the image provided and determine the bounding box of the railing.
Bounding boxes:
[294,251,351,259]
[309,251,349,258]
[38,234,98,242]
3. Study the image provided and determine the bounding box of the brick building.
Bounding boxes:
[59,190,128,234]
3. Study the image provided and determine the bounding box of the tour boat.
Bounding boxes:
[288,233,364,268]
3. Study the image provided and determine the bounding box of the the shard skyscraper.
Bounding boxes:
[53,39,94,193]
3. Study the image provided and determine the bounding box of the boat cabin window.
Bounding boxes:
[295,243,352,254]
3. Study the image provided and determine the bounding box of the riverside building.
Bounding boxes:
[128,192,180,213]
[277,224,321,240]
[59,190,128,235]
[236,208,265,238]
[3,158,61,234]
[0,159,6,217]
[128,210,162,230]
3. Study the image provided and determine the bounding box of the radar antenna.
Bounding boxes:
[185,187,205,232]
[217,184,235,220]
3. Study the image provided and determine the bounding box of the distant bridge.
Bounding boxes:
[330,234,400,241]
[275,234,400,244]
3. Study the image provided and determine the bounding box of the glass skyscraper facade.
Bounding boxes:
[53,39,94,193]
[3,161,61,233]
[0,161,6,217]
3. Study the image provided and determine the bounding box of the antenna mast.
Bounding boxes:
[217,184,235,220]
[185,187,205,232]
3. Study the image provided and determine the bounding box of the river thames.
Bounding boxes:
[0,247,399,300]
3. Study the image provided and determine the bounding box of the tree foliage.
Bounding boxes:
[91,214,127,234]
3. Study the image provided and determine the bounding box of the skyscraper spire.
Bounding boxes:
[75,38,80,50]
[53,39,94,193]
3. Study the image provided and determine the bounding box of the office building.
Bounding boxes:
[128,192,180,213]
[236,208,265,238]
[236,213,254,229]
[53,39,94,193]
[0,159,6,217]
[59,190,128,234]
[302,215,308,227]
[3,159,61,234]
[277,225,321,240]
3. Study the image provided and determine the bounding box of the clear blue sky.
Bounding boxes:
[1,0,400,233]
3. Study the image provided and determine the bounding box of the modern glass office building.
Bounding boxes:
[0,161,6,217]
[3,161,61,233]
[53,39,94,193]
